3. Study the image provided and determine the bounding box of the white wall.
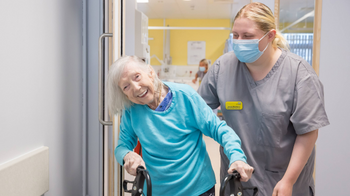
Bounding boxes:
[125,0,136,56]
[315,0,350,195]
[0,1,83,195]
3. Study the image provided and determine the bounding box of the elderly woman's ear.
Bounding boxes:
[147,64,156,79]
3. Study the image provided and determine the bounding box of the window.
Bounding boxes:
[283,33,313,65]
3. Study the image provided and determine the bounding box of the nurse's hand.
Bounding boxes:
[228,160,254,182]
[123,151,146,176]
[272,179,293,196]
[192,79,197,84]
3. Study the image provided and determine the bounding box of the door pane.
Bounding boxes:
[279,0,315,65]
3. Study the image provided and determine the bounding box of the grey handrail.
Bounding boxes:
[98,33,113,126]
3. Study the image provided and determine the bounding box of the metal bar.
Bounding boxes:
[98,33,113,126]
[103,1,110,196]
[120,1,126,195]
[82,0,87,195]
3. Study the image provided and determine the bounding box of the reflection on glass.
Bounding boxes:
[279,0,314,65]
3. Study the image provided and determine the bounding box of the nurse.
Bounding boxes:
[107,56,254,196]
[198,2,329,196]
[192,58,209,84]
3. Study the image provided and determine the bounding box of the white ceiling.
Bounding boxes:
[137,0,315,23]
[137,0,250,20]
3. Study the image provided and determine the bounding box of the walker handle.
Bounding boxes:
[122,166,152,196]
[219,171,258,196]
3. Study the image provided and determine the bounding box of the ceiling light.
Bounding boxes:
[137,0,149,3]
[183,0,192,1]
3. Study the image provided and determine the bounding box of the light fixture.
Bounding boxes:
[183,0,192,1]
[137,0,149,3]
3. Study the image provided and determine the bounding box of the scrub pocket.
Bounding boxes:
[264,169,285,195]
[258,113,284,148]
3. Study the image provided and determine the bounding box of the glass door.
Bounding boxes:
[276,0,322,74]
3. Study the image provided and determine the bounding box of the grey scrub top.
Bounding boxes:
[198,49,329,196]
[196,70,207,80]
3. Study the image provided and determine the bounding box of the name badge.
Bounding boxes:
[225,101,243,110]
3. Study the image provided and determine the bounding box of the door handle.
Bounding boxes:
[98,33,113,126]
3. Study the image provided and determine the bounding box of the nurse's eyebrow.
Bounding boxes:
[232,32,254,37]
[242,32,254,35]
[232,30,254,34]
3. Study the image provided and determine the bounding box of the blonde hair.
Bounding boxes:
[107,56,162,115]
[234,2,289,50]
[200,59,208,65]
[200,59,209,69]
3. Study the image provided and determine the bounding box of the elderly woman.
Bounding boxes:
[107,56,254,196]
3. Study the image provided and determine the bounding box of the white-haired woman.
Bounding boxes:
[107,56,254,196]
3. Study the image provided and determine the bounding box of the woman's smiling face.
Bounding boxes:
[118,62,156,106]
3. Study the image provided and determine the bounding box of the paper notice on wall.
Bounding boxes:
[188,41,206,65]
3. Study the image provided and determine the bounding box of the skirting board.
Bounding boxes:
[0,146,49,196]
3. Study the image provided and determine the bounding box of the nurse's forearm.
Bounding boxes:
[282,129,318,185]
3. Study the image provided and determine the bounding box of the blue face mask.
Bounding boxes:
[232,32,270,63]
[199,67,206,72]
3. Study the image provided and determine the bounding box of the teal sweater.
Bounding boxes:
[115,82,246,196]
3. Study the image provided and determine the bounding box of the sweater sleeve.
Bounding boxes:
[290,63,330,134]
[188,91,247,166]
[114,109,138,166]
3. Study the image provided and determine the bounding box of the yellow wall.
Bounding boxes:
[148,19,231,66]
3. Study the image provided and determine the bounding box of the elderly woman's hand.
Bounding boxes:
[124,151,146,176]
[228,160,254,182]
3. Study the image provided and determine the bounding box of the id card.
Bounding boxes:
[225,101,243,110]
